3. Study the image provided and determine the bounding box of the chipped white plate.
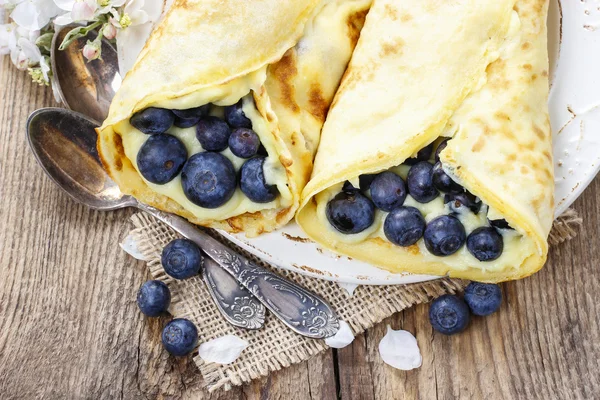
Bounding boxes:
[223,0,599,285]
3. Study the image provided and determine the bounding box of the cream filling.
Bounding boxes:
[118,85,292,221]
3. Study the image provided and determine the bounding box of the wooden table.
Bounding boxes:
[1,56,599,400]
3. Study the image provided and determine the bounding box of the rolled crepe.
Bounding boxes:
[297,0,554,282]
[98,0,371,236]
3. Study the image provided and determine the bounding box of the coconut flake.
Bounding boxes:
[325,320,354,348]
[378,326,422,370]
[119,234,146,260]
[337,282,359,297]
[198,335,249,364]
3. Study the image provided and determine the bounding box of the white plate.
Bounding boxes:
[226,0,599,284]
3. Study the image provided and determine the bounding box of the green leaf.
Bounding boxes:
[36,32,55,53]
[58,21,102,51]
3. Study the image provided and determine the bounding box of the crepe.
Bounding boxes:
[97,0,372,236]
[297,0,554,282]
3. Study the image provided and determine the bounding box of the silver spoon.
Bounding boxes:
[27,108,340,338]
[51,24,120,122]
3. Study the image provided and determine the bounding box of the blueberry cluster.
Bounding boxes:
[131,100,278,209]
[326,139,511,261]
[429,282,503,335]
[136,238,205,356]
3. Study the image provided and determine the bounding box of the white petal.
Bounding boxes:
[110,0,126,7]
[140,0,162,22]
[71,1,95,21]
[198,335,248,365]
[53,12,73,25]
[39,56,50,80]
[119,234,146,260]
[11,2,40,30]
[325,321,355,349]
[129,9,148,25]
[18,37,41,61]
[116,21,152,75]
[378,326,422,371]
[35,0,62,26]
[53,0,74,11]
[337,282,359,297]
[124,0,143,13]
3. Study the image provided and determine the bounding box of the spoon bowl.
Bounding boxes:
[51,25,121,122]
[27,108,135,210]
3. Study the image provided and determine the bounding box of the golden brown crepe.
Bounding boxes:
[297,0,554,282]
[97,0,372,236]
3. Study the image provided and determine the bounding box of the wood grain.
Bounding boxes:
[1,54,599,399]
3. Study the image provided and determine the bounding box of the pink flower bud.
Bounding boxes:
[82,42,100,61]
[102,23,117,40]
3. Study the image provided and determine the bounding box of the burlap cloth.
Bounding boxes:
[128,209,581,392]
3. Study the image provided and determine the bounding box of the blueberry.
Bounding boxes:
[172,105,210,120]
[181,152,236,208]
[229,128,260,158]
[435,138,450,162]
[432,162,463,194]
[326,191,375,234]
[404,143,433,165]
[130,107,174,134]
[240,157,278,203]
[369,171,407,212]
[342,181,357,193]
[196,117,231,151]
[444,192,482,214]
[137,280,171,317]
[466,227,504,261]
[137,134,187,184]
[424,215,466,256]
[490,219,513,230]
[224,100,252,128]
[464,282,502,316]
[384,206,426,246]
[429,294,470,335]
[173,117,200,128]
[407,161,439,203]
[161,238,204,279]
[162,318,198,356]
[359,174,377,191]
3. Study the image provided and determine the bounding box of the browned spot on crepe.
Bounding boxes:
[268,49,300,112]
[279,155,293,168]
[533,125,546,139]
[308,83,329,122]
[384,4,398,20]
[471,136,485,152]
[379,38,405,57]
[346,8,368,47]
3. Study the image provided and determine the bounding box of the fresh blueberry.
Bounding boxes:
[196,117,231,151]
[326,191,375,234]
[137,280,171,317]
[407,161,439,203]
[464,282,502,316]
[444,192,482,214]
[173,105,211,128]
[181,152,236,208]
[404,143,434,165]
[229,128,260,158]
[240,157,278,203]
[161,238,204,279]
[130,107,174,134]
[424,215,466,256]
[359,174,377,191]
[342,181,357,192]
[432,162,463,194]
[490,219,513,230]
[429,294,470,335]
[435,138,450,162]
[369,171,407,212]
[162,318,198,356]
[466,227,504,261]
[224,100,252,128]
[384,206,426,246]
[137,134,187,184]
[172,105,211,120]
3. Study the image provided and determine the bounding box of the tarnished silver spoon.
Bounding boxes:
[27,108,340,338]
[51,24,121,122]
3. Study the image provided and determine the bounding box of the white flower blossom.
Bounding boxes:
[10,0,61,30]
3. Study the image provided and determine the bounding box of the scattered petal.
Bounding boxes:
[337,282,359,297]
[325,320,354,349]
[119,234,146,260]
[378,326,422,370]
[198,335,249,365]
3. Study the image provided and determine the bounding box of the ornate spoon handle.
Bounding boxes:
[138,203,340,339]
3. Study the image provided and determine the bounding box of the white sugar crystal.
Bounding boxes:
[119,234,146,261]
[378,326,422,370]
[198,335,249,365]
[325,321,354,349]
